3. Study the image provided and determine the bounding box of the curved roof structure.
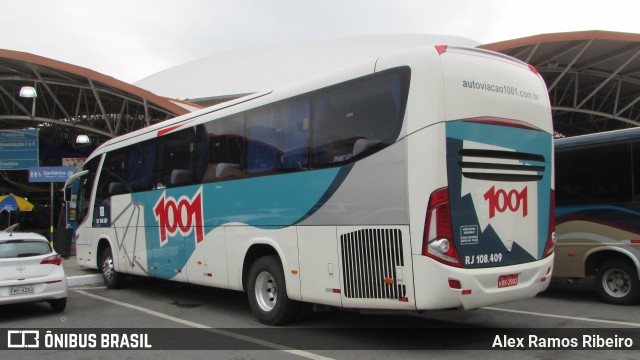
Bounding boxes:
[0,49,197,193]
[0,49,191,145]
[135,34,479,106]
[482,30,640,137]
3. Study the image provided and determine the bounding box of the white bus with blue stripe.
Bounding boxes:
[65,43,555,325]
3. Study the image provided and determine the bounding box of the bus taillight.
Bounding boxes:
[543,190,556,258]
[423,187,463,267]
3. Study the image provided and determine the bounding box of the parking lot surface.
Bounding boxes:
[1,256,638,359]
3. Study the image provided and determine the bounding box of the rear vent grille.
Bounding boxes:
[458,149,545,182]
[340,229,406,299]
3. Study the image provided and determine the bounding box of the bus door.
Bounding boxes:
[63,168,94,267]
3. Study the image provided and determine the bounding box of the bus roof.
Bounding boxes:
[91,43,535,160]
[93,91,272,154]
[555,127,640,150]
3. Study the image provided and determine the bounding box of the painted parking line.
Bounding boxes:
[74,289,334,360]
[483,306,640,327]
[67,274,103,287]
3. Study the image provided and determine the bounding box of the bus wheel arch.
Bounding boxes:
[585,250,639,277]
[242,244,280,292]
[246,254,300,325]
[97,238,126,289]
[586,251,640,304]
[242,244,300,325]
[96,239,111,270]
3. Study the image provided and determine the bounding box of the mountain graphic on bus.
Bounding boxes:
[445,120,553,267]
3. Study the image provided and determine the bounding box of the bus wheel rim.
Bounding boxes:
[255,271,277,312]
[602,268,631,298]
[103,257,114,281]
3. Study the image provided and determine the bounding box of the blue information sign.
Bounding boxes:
[29,167,76,183]
[0,129,39,170]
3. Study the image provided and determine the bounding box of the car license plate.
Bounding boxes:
[10,285,34,295]
[498,274,519,288]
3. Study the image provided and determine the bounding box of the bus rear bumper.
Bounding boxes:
[412,254,554,310]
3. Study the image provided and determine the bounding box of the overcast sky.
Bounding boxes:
[2,0,639,83]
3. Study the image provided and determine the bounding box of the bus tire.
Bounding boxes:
[101,247,126,289]
[247,255,299,325]
[596,260,640,305]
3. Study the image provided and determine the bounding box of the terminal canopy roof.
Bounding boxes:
[482,31,640,137]
[0,49,190,147]
[0,49,194,192]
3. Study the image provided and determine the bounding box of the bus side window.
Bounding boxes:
[76,157,99,225]
[96,150,126,203]
[125,140,156,192]
[633,142,640,201]
[280,99,311,171]
[556,143,632,206]
[246,98,310,175]
[311,70,407,167]
[156,128,195,188]
[203,113,246,182]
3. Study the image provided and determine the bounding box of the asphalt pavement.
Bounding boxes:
[62,254,102,287]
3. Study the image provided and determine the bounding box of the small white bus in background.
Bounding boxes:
[65,42,555,325]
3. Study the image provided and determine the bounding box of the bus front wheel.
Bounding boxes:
[101,247,126,289]
[596,260,640,305]
[247,256,299,325]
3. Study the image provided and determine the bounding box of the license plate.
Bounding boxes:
[498,274,519,288]
[10,285,34,295]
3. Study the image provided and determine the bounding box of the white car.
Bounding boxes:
[0,225,67,312]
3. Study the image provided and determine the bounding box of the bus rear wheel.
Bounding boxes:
[596,260,640,305]
[247,256,299,325]
[101,247,126,289]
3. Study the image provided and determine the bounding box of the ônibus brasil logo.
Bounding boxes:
[483,185,528,219]
[153,188,204,246]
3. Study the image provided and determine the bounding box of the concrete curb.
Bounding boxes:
[67,274,103,287]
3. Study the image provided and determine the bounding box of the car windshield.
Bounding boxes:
[0,240,51,259]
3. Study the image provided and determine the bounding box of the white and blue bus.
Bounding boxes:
[65,43,555,325]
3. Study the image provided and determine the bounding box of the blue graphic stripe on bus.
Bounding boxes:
[556,205,640,218]
[446,120,553,264]
[131,167,348,279]
[557,204,640,235]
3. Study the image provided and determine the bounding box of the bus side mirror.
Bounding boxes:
[63,170,89,202]
[64,186,72,202]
